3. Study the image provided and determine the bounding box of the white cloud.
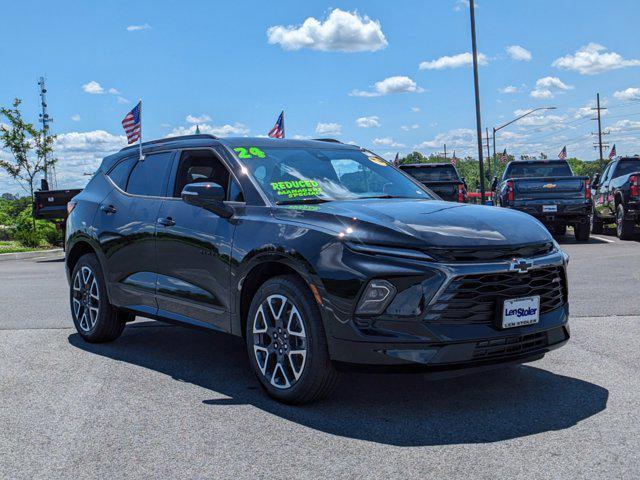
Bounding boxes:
[315,122,342,136]
[373,137,405,148]
[613,87,640,101]
[168,123,249,137]
[609,119,640,133]
[82,81,104,94]
[186,114,212,124]
[552,43,640,75]
[419,52,487,70]
[401,124,419,131]
[512,109,567,126]
[506,45,532,61]
[350,76,423,97]
[116,96,130,104]
[70,114,81,122]
[267,8,387,52]
[292,134,312,140]
[107,87,120,95]
[499,85,519,94]
[530,76,572,98]
[126,23,151,32]
[355,116,380,128]
[161,123,171,128]
[453,0,475,12]
[411,106,420,112]
[414,128,476,152]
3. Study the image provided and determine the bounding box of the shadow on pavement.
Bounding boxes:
[69,324,608,447]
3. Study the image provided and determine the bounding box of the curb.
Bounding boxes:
[0,248,63,262]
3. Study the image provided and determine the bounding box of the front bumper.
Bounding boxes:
[320,249,570,370]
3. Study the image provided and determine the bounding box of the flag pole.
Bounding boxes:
[138,99,144,161]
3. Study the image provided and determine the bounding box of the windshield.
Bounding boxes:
[232,145,433,204]
[506,161,573,179]
[614,159,640,178]
[401,165,459,182]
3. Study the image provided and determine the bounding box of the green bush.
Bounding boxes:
[14,228,44,248]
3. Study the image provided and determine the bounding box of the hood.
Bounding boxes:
[274,199,551,248]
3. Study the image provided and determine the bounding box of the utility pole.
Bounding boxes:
[591,93,608,164]
[38,77,53,184]
[443,144,447,158]
[469,0,486,203]
[485,127,491,176]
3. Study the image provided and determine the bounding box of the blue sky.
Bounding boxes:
[1,0,640,192]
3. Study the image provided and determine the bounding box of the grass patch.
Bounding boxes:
[0,240,53,254]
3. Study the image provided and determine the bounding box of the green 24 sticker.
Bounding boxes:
[234,147,266,159]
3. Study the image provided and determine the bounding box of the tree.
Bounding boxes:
[0,98,56,229]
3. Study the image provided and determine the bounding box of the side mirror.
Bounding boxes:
[181,182,233,218]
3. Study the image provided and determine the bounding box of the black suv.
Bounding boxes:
[399,163,468,202]
[66,134,570,404]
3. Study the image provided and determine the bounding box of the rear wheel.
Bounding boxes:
[554,225,567,237]
[616,204,635,240]
[590,214,604,234]
[574,221,590,242]
[245,275,338,404]
[70,253,126,343]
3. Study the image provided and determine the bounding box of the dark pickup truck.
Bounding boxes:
[399,163,468,202]
[492,159,592,241]
[591,156,640,239]
[33,180,82,248]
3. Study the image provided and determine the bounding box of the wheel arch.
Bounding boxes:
[235,255,319,339]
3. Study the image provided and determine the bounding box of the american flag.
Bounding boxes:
[393,152,400,166]
[558,146,567,160]
[609,144,616,159]
[450,156,457,167]
[268,111,285,138]
[500,148,508,164]
[121,101,142,144]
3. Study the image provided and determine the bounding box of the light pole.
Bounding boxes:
[469,0,486,203]
[492,106,556,177]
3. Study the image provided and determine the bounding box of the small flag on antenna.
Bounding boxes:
[268,111,285,138]
[608,144,616,159]
[558,146,567,159]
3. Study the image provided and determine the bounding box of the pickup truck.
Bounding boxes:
[33,180,82,248]
[399,163,468,202]
[591,156,640,239]
[492,159,592,241]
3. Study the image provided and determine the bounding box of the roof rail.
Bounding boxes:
[312,138,342,143]
[119,134,219,152]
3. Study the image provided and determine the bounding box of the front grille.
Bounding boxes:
[473,332,548,360]
[424,266,566,325]
[428,242,553,262]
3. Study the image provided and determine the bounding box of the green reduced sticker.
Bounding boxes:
[234,147,266,159]
[271,179,322,199]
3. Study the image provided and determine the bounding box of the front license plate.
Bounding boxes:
[542,205,557,213]
[502,296,540,328]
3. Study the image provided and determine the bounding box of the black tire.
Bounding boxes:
[70,253,126,343]
[574,221,590,242]
[616,203,635,240]
[590,214,604,234]
[245,275,338,404]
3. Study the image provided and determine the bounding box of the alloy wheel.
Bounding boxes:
[72,266,100,332]
[252,294,307,389]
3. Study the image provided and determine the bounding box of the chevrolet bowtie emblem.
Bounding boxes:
[510,258,534,273]
[543,183,557,189]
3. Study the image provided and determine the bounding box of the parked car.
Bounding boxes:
[65,134,570,404]
[591,156,640,239]
[33,179,82,249]
[399,162,468,202]
[492,159,592,241]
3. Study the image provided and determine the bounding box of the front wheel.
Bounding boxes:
[616,204,635,240]
[245,275,338,404]
[590,213,604,234]
[70,253,126,343]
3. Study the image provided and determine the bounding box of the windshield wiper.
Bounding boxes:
[355,195,412,199]
[275,198,333,206]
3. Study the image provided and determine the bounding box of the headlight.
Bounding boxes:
[355,280,397,315]
[345,242,434,261]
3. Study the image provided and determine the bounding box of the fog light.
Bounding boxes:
[355,280,396,315]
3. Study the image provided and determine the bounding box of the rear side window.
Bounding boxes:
[126,152,174,196]
[107,156,137,190]
[401,165,459,182]
[506,161,573,178]
[613,159,640,178]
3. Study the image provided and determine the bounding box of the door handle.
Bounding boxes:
[157,217,175,227]
[100,204,117,214]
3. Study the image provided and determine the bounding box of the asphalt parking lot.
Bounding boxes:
[1,231,639,479]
